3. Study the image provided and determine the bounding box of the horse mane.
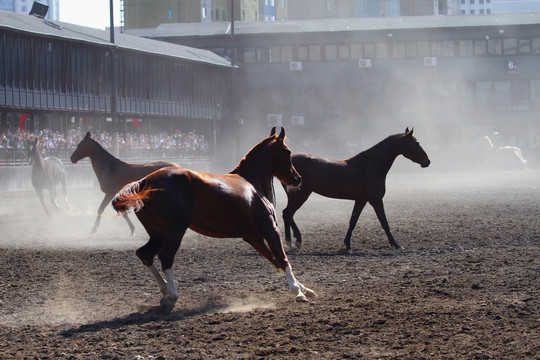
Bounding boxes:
[230,135,277,205]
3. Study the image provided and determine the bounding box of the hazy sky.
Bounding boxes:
[59,0,121,30]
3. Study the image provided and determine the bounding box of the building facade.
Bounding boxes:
[0,0,59,20]
[123,0,286,30]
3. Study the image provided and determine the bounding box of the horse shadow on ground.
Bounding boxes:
[59,303,231,338]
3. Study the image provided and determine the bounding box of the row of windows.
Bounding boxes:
[237,37,540,63]
[242,79,540,120]
[0,31,230,118]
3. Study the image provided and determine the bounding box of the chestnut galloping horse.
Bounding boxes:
[28,137,69,217]
[112,127,315,314]
[282,128,430,251]
[70,132,176,234]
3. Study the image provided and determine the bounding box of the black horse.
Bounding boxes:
[28,137,69,217]
[282,128,430,251]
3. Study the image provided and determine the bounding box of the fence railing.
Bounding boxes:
[0,148,211,166]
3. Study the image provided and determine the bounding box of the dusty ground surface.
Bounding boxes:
[0,169,538,359]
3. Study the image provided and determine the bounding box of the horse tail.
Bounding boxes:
[112,180,158,214]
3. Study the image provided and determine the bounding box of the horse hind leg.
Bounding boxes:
[60,175,70,210]
[154,223,188,314]
[343,200,367,251]
[92,194,112,233]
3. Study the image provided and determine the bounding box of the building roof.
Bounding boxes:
[0,9,232,67]
[126,13,540,38]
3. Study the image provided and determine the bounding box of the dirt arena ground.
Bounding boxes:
[0,169,538,359]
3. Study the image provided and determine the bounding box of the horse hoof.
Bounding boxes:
[295,294,308,303]
[303,288,317,298]
[159,298,176,314]
[283,241,293,251]
[294,241,302,250]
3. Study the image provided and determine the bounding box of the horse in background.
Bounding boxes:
[112,127,315,314]
[282,128,430,252]
[27,136,69,217]
[70,132,177,235]
[477,135,527,170]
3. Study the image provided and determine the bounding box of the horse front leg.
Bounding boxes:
[36,188,50,217]
[369,198,403,250]
[282,188,312,250]
[343,200,367,251]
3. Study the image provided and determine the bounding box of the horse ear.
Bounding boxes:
[405,127,410,134]
[85,132,91,139]
[270,127,276,136]
[278,127,285,140]
[409,127,414,136]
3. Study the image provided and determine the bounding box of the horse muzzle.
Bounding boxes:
[421,159,431,168]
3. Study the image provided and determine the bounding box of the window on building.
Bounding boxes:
[503,39,517,55]
[470,0,474,4]
[243,48,256,63]
[417,41,430,57]
[532,38,540,54]
[298,46,308,60]
[167,9,172,20]
[350,44,363,59]
[364,44,375,58]
[325,44,337,61]
[470,10,475,14]
[242,10,245,20]
[376,43,388,59]
[222,10,226,21]
[442,41,455,56]
[281,46,292,62]
[202,7,207,18]
[269,46,281,62]
[406,42,417,57]
[459,40,473,56]
[215,9,219,20]
[431,42,442,56]
[309,45,321,61]
[338,45,349,60]
[392,42,405,58]
[519,39,531,53]
[474,40,487,55]
[488,39,502,55]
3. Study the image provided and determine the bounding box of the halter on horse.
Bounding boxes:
[112,127,315,314]
[70,132,176,234]
[282,128,430,251]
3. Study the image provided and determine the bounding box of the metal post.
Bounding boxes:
[110,0,119,157]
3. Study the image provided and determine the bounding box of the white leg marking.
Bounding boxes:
[163,268,179,303]
[285,265,308,302]
[148,264,167,295]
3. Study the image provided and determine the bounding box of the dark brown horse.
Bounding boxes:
[282,128,430,251]
[112,127,315,314]
[70,132,176,235]
[28,137,69,217]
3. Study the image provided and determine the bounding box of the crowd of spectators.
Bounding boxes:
[0,127,210,154]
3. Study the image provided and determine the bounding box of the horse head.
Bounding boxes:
[27,136,39,165]
[269,127,302,188]
[400,127,430,168]
[70,132,92,163]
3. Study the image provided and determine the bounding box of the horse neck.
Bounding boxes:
[87,140,125,173]
[348,135,403,176]
[31,145,46,169]
[231,154,275,202]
